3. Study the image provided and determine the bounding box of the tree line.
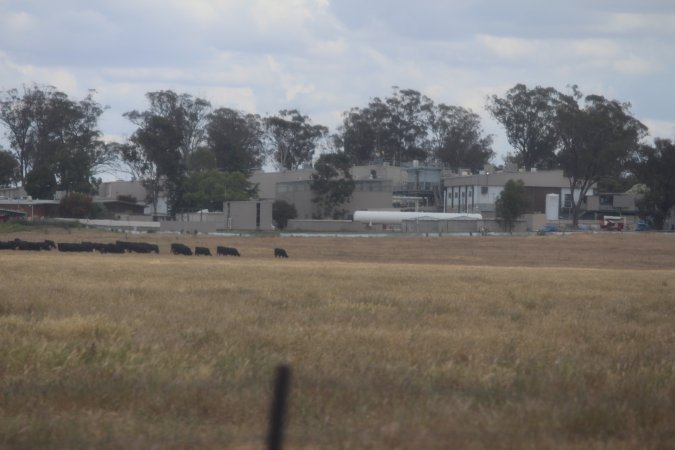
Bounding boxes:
[1,83,674,228]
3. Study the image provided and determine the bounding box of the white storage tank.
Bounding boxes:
[546,194,559,221]
[353,211,482,224]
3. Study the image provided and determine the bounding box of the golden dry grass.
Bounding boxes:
[1,231,674,449]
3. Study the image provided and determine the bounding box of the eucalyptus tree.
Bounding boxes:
[556,89,647,227]
[265,109,328,170]
[486,83,564,170]
[337,88,434,165]
[335,107,378,165]
[310,152,355,219]
[0,84,108,196]
[205,108,266,175]
[123,90,211,214]
[431,104,494,172]
[0,149,19,186]
[632,138,675,229]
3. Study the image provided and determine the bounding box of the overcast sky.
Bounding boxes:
[1,0,674,176]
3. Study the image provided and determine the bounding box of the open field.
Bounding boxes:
[1,231,674,448]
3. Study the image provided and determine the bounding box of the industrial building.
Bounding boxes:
[443,168,591,218]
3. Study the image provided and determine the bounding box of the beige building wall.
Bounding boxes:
[0,186,28,199]
[443,169,593,215]
[160,200,273,232]
[224,199,274,230]
[249,169,314,200]
[350,164,406,186]
[277,179,393,220]
[586,193,639,212]
[98,180,147,201]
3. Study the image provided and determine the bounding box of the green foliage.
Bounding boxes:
[556,90,647,227]
[181,170,257,212]
[186,147,217,172]
[433,104,494,172]
[265,109,328,170]
[0,149,19,186]
[486,84,564,170]
[59,192,95,218]
[272,199,297,230]
[206,108,266,174]
[495,179,529,232]
[632,139,675,229]
[24,165,57,199]
[338,87,493,169]
[338,87,433,164]
[310,152,355,219]
[123,90,211,216]
[0,84,109,192]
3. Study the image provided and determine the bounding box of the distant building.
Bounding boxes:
[249,164,406,220]
[160,200,273,232]
[443,168,594,218]
[0,198,59,219]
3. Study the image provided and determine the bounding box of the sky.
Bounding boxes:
[1,0,674,178]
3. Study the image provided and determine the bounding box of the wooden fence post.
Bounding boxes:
[267,365,291,450]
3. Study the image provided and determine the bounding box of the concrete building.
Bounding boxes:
[0,186,28,199]
[0,198,60,219]
[250,164,406,220]
[443,169,593,218]
[585,192,640,217]
[161,199,273,232]
[397,162,443,209]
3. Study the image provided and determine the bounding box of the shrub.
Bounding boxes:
[59,193,95,218]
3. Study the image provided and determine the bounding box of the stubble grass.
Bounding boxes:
[1,233,674,449]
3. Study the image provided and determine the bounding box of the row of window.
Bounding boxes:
[277,180,390,194]
[448,186,491,198]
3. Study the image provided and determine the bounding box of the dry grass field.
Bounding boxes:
[1,230,674,449]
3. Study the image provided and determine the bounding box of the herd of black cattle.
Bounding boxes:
[0,238,289,258]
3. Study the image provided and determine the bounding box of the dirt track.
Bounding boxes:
[5,229,675,270]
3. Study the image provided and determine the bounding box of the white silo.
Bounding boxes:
[546,194,559,221]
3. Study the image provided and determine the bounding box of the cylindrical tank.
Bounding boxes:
[546,194,559,221]
[353,211,482,224]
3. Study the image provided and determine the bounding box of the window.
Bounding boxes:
[564,194,573,208]
[256,202,261,228]
[481,186,488,195]
[599,195,613,206]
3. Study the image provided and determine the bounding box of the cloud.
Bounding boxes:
[600,12,675,35]
[642,119,675,141]
[477,35,538,59]
[1,0,674,165]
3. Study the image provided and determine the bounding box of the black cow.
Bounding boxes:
[44,239,56,249]
[58,242,93,252]
[15,240,44,251]
[116,241,159,254]
[103,243,125,254]
[195,246,211,256]
[0,240,16,250]
[274,247,289,258]
[82,241,108,253]
[216,246,240,257]
[171,243,192,256]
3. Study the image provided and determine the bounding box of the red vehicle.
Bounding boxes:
[600,215,625,231]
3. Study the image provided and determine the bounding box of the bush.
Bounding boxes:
[59,193,95,218]
[272,200,297,230]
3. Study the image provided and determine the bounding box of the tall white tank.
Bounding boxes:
[546,194,559,221]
